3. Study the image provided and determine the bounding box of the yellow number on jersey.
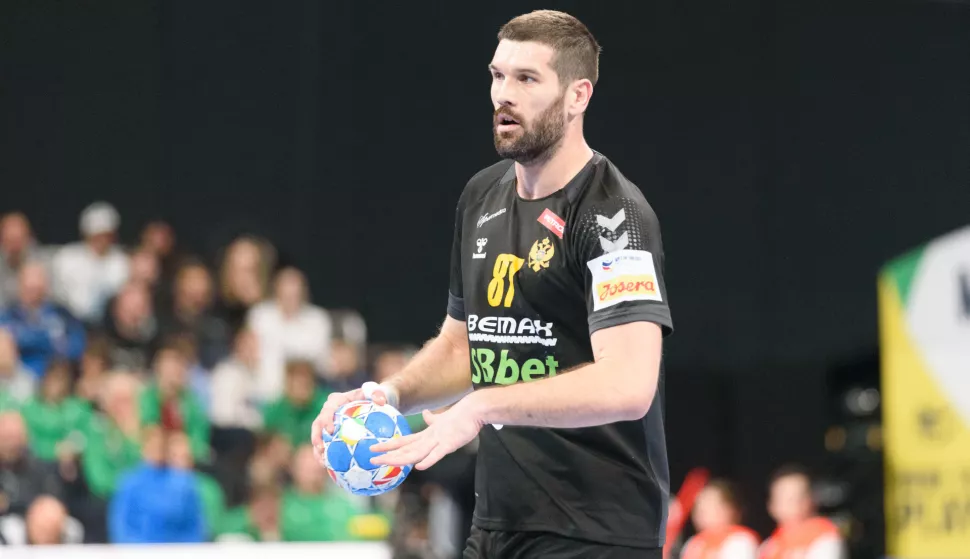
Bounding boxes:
[487,254,525,307]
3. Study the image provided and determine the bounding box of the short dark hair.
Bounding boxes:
[285,359,315,378]
[84,333,113,361]
[44,358,74,379]
[705,478,743,513]
[770,463,813,487]
[155,334,196,363]
[497,10,601,86]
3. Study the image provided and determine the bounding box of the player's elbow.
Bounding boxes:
[620,390,654,421]
[613,369,657,421]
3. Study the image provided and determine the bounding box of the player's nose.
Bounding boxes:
[492,81,517,108]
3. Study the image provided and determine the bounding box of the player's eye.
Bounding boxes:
[492,71,504,81]
[520,75,537,84]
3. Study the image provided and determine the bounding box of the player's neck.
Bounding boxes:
[514,136,593,200]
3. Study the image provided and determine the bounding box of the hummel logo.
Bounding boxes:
[600,231,629,253]
[596,209,625,232]
[597,209,628,253]
[473,238,488,260]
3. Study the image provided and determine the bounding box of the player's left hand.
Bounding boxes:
[369,400,482,471]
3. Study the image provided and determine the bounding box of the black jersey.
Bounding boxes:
[446,152,675,549]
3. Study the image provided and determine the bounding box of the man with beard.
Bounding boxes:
[312,10,673,559]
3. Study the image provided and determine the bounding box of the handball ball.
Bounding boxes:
[321,400,413,496]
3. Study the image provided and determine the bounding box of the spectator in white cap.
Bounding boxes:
[51,202,130,325]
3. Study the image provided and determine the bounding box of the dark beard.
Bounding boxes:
[493,93,567,164]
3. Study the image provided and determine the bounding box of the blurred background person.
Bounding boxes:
[328,309,368,353]
[100,282,158,375]
[0,213,52,311]
[218,483,282,543]
[0,262,85,378]
[78,372,143,543]
[74,335,111,405]
[247,267,331,397]
[0,494,84,545]
[24,495,83,544]
[157,261,229,370]
[759,465,844,559]
[246,432,291,495]
[216,236,275,336]
[108,426,205,544]
[140,340,210,463]
[126,247,165,314]
[681,480,759,559]
[0,328,35,407]
[138,221,179,289]
[261,359,329,449]
[281,444,363,542]
[325,338,369,394]
[0,411,64,516]
[167,429,225,542]
[51,202,129,326]
[211,328,264,431]
[20,359,91,463]
[166,335,213,418]
[208,328,263,507]
[127,248,161,291]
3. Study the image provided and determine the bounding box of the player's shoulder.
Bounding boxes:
[458,159,514,209]
[574,154,656,215]
[570,153,662,236]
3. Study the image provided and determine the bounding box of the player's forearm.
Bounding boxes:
[385,321,472,416]
[467,359,657,429]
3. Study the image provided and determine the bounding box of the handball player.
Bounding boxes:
[312,10,674,558]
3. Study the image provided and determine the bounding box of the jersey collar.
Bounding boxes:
[501,152,603,204]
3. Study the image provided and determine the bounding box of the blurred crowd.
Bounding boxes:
[0,202,842,558]
[667,465,846,559]
[0,203,472,553]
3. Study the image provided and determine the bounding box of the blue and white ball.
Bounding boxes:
[321,400,413,496]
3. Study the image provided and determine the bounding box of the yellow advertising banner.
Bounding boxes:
[880,226,970,558]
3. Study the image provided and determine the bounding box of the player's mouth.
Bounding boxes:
[495,114,522,133]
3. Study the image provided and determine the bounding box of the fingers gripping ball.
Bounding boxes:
[322,400,413,496]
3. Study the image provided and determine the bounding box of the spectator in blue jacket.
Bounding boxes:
[0,262,85,378]
[108,426,205,544]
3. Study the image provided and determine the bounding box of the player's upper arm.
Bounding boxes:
[572,195,674,337]
[590,321,662,417]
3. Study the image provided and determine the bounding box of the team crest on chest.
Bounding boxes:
[528,238,555,272]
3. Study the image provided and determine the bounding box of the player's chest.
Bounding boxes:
[462,199,574,312]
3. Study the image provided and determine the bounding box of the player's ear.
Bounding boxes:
[567,79,593,117]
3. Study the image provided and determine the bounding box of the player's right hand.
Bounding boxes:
[311,382,391,466]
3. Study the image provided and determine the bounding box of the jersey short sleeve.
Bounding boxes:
[572,196,673,336]
[446,196,466,321]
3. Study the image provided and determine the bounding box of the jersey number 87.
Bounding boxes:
[487,254,525,308]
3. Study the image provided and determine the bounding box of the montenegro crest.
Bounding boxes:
[528,238,555,272]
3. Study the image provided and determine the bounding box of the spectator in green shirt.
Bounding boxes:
[21,359,91,462]
[167,428,225,541]
[140,339,210,462]
[281,444,370,542]
[217,483,282,542]
[262,360,329,448]
[82,372,143,499]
